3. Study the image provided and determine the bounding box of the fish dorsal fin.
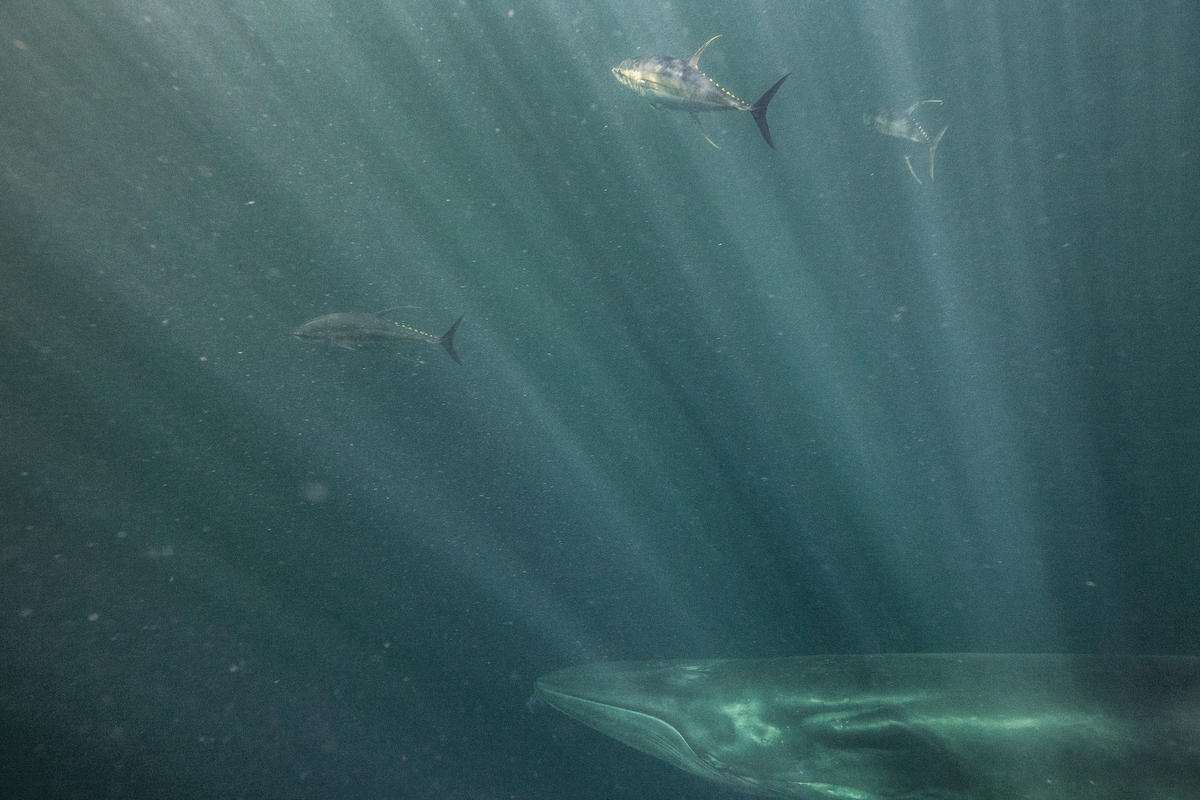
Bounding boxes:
[375,306,421,318]
[688,35,721,68]
[905,98,943,115]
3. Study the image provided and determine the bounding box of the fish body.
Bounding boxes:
[865,99,948,182]
[537,654,1200,799]
[292,310,463,363]
[612,35,789,148]
[865,106,934,144]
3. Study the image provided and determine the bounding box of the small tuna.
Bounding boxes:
[865,99,948,183]
[292,310,463,364]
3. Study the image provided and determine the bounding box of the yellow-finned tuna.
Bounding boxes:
[292,310,464,364]
[612,35,789,149]
[864,99,948,183]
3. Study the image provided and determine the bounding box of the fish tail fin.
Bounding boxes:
[750,73,789,148]
[440,314,464,364]
[929,126,948,181]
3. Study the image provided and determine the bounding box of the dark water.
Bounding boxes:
[2,1,1198,798]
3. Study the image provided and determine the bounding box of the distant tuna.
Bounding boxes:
[865,99,948,183]
[612,35,789,149]
[292,310,463,364]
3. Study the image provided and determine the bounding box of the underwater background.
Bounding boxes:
[2,1,1198,797]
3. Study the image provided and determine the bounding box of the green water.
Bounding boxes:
[2,1,1198,797]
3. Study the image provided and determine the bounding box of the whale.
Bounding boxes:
[536,653,1200,799]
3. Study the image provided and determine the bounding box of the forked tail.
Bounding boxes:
[929,126,948,181]
[440,315,464,364]
[750,73,790,148]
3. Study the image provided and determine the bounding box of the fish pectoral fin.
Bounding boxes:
[641,78,666,93]
[331,337,357,350]
[688,35,722,68]
[691,113,720,149]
